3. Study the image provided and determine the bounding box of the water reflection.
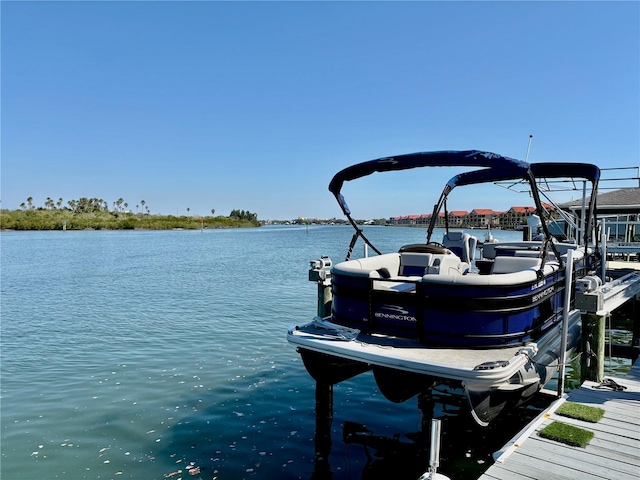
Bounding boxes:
[310,379,552,480]
[312,383,333,480]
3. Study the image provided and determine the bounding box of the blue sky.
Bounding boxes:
[2,1,638,220]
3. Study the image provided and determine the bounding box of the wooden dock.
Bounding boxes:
[478,359,640,480]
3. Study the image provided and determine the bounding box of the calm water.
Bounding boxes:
[0,226,609,480]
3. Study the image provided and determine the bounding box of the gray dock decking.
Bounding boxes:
[478,359,640,480]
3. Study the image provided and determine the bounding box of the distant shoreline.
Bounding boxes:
[0,209,260,231]
[0,226,260,232]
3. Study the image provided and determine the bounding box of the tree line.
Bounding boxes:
[19,196,152,215]
[2,196,259,230]
[229,209,258,222]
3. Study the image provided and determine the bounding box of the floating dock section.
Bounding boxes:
[478,358,640,480]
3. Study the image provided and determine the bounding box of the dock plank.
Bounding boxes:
[549,413,640,441]
[522,437,640,475]
[479,469,536,480]
[478,359,640,480]
[583,432,640,458]
[493,453,608,480]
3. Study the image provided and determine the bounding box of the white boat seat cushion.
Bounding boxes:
[399,252,433,276]
[491,256,542,274]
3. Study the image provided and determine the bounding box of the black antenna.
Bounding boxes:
[525,134,533,162]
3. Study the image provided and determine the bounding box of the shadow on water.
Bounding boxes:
[311,383,553,480]
[152,321,637,480]
[157,367,554,480]
[154,363,321,479]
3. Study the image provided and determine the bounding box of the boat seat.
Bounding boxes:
[443,231,477,263]
[491,256,541,274]
[399,252,433,276]
[496,248,540,258]
[483,241,541,260]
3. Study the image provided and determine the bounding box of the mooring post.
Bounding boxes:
[309,257,332,318]
[600,231,607,284]
[581,312,606,382]
[418,389,435,438]
[557,249,574,396]
[632,293,640,363]
[318,281,332,318]
[417,414,451,480]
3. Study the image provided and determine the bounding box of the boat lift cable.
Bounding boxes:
[537,189,581,235]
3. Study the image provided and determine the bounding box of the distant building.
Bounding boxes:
[448,210,469,227]
[500,206,536,230]
[561,187,640,242]
[468,209,499,228]
[390,205,548,230]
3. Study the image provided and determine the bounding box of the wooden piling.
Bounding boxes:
[633,294,640,362]
[317,281,332,318]
[581,312,606,382]
[314,382,333,476]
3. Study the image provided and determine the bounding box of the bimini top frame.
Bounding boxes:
[425,162,601,265]
[328,150,529,260]
[328,150,600,263]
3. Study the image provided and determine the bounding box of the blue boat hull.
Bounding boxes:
[331,268,569,347]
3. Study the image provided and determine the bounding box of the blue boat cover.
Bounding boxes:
[328,150,528,215]
[530,162,600,184]
[450,162,600,188]
[329,150,528,195]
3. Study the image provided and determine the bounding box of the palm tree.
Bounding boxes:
[57,198,63,209]
[187,207,190,215]
[211,208,215,216]
[27,197,33,209]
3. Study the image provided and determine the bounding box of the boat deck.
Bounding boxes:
[288,310,582,385]
[478,359,640,480]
